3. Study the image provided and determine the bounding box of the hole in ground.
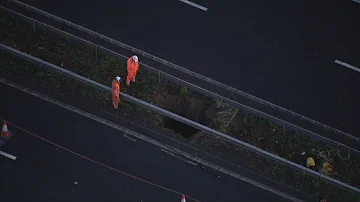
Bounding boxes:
[163,117,200,138]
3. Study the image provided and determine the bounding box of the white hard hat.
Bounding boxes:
[115,76,121,82]
[132,55,138,62]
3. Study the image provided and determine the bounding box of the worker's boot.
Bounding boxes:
[112,102,118,110]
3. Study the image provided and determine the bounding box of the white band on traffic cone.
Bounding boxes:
[2,123,8,132]
[181,194,186,202]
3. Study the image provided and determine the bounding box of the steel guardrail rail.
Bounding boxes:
[1,5,359,155]
[1,43,359,194]
[6,0,358,147]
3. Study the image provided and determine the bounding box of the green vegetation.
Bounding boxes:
[1,10,359,201]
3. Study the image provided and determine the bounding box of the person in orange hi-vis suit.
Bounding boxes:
[126,55,139,86]
[112,76,121,109]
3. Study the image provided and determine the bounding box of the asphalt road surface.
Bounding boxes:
[0,83,291,202]
[9,0,360,134]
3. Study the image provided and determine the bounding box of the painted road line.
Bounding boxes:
[335,60,360,73]
[178,0,208,11]
[353,0,360,4]
[124,133,136,142]
[0,151,17,160]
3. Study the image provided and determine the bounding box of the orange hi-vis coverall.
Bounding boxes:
[112,79,120,109]
[126,57,139,86]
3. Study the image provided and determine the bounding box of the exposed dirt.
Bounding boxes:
[153,89,212,137]
[154,90,208,122]
[228,114,275,150]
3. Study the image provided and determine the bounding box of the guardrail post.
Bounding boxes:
[95,45,98,60]
[283,122,286,135]
[158,71,161,85]
[33,20,36,32]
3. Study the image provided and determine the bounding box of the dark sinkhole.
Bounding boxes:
[163,117,200,138]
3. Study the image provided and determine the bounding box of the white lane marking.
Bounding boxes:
[124,133,136,142]
[0,78,303,202]
[0,151,17,160]
[353,0,360,4]
[335,60,360,73]
[160,149,197,166]
[178,0,208,11]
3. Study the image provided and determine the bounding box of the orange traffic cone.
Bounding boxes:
[1,121,11,140]
[181,194,186,202]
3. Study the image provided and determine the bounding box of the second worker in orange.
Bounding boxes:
[112,76,121,109]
